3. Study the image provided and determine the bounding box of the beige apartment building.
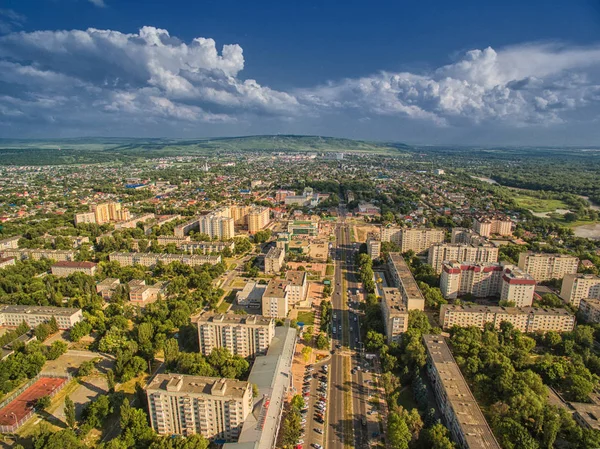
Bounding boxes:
[0,305,83,330]
[472,214,512,238]
[439,304,575,333]
[264,247,285,274]
[387,253,425,311]
[109,252,221,267]
[0,236,20,250]
[129,281,166,306]
[0,257,15,269]
[75,202,131,225]
[423,335,502,449]
[262,279,290,318]
[561,273,600,307]
[180,241,235,255]
[174,207,235,240]
[440,262,536,306]
[380,287,409,343]
[451,227,488,245]
[146,374,253,441]
[193,313,275,357]
[518,252,579,281]
[285,270,308,304]
[51,261,98,277]
[367,236,381,260]
[427,242,499,274]
[381,227,444,254]
[0,248,75,262]
[247,207,270,234]
[74,211,96,225]
[96,278,121,300]
[578,298,600,324]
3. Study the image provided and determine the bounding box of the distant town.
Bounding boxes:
[0,140,599,449]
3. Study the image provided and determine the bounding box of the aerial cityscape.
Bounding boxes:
[1,1,600,449]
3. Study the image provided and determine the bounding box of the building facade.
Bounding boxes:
[387,253,425,311]
[517,252,579,282]
[193,313,275,357]
[560,274,600,308]
[146,374,253,441]
[427,242,499,274]
[0,248,75,262]
[577,298,600,324]
[247,207,270,234]
[380,287,409,343]
[262,279,289,318]
[285,271,308,304]
[264,247,285,274]
[367,236,381,260]
[51,261,98,277]
[109,252,221,267]
[472,214,512,238]
[0,305,83,329]
[439,304,575,333]
[381,227,444,254]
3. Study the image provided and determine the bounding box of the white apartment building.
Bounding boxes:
[264,247,285,274]
[472,214,512,238]
[579,298,600,324]
[366,236,381,260]
[427,242,499,274]
[262,279,290,318]
[235,281,266,306]
[0,248,75,262]
[193,313,275,357]
[561,273,600,308]
[146,374,253,441]
[439,304,575,333]
[285,271,308,304]
[440,262,536,306]
[387,253,425,311]
[381,227,444,254]
[380,287,409,343]
[109,252,221,267]
[0,305,83,330]
[517,252,579,282]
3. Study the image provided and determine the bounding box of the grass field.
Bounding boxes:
[326,265,334,276]
[296,311,315,325]
[512,193,569,213]
[216,291,236,313]
[396,385,419,411]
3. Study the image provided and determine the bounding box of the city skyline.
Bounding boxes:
[1,0,600,145]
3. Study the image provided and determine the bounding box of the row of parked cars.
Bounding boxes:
[299,363,329,449]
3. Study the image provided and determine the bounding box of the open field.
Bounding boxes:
[296,311,315,325]
[512,193,569,213]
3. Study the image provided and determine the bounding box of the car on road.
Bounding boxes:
[314,428,324,434]
[313,444,323,449]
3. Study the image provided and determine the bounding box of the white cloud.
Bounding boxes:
[0,24,599,137]
[88,0,107,8]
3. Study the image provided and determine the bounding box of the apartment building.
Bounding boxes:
[560,274,600,308]
[381,227,445,254]
[51,261,98,277]
[380,287,409,343]
[76,202,131,225]
[450,227,488,245]
[518,252,579,281]
[285,271,308,304]
[0,248,76,262]
[427,242,499,274]
[439,304,575,333]
[114,213,155,230]
[180,241,235,255]
[247,207,270,234]
[74,211,96,225]
[156,236,192,246]
[146,374,253,441]
[0,235,20,250]
[387,253,425,311]
[441,262,536,306]
[174,216,203,238]
[0,257,15,269]
[264,247,285,274]
[109,252,221,267]
[367,235,381,260]
[193,313,275,357]
[96,278,121,300]
[129,281,166,306]
[423,335,502,449]
[174,208,235,240]
[472,214,512,238]
[0,305,83,330]
[275,190,295,203]
[577,298,600,324]
[262,279,290,318]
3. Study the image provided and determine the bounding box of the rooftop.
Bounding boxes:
[146,374,250,399]
[264,278,289,298]
[52,261,97,268]
[192,313,273,326]
[265,247,283,260]
[0,305,82,317]
[285,270,307,287]
[387,253,425,302]
[441,304,573,317]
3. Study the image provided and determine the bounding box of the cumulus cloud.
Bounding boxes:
[0,24,599,137]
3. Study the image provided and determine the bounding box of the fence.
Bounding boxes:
[0,372,70,434]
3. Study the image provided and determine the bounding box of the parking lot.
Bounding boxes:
[299,361,329,449]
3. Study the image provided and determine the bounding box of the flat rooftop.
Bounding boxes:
[265,247,283,259]
[146,374,249,399]
[264,279,289,298]
[285,270,306,286]
[441,304,573,317]
[0,305,81,317]
[387,253,425,301]
[192,312,273,326]
[423,335,501,449]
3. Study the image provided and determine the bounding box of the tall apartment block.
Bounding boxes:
[423,335,502,449]
[381,227,445,254]
[262,278,290,318]
[517,252,579,282]
[75,202,131,225]
[560,273,600,308]
[146,374,253,441]
[174,207,234,240]
[439,304,575,333]
[579,298,600,324]
[285,271,308,304]
[366,235,381,260]
[264,247,285,274]
[387,253,425,311]
[440,262,536,306]
[0,305,83,330]
[247,207,270,234]
[192,313,275,358]
[427,242,499,274]
[380,287,409,343]
[472,214,512,238]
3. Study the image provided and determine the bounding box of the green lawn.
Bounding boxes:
[216,291,236,313]
[296,311,315,325]
[396,386,419,411]
[512,193,569,213]
[325,265,334,276]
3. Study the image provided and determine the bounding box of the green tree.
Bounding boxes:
[421,423,455,449]
[65,395,76,429]
[107,368,116,392]
[387,412,411,449]
[36,395,52,410]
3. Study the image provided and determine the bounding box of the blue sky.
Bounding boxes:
[1,0,600,145]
